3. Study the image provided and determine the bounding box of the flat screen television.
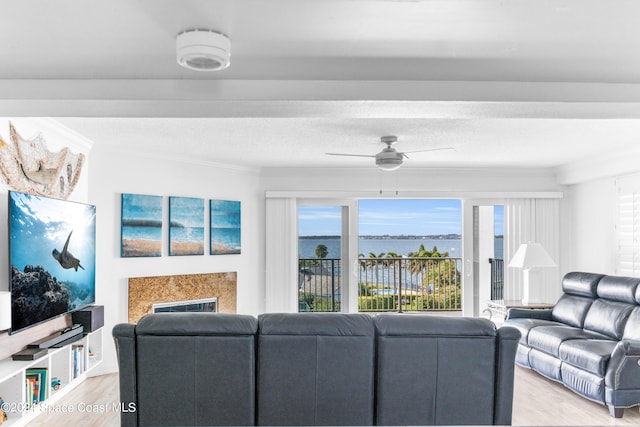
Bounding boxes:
[8,190,96,334]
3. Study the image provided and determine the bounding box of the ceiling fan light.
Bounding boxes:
[176,29,230,71]
[377,158,402,171]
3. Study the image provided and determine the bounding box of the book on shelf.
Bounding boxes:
[25,374,38,406]
[26,367,48,402]
[25,367,49,406]
[72,344,85,378]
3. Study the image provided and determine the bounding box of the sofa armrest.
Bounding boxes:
[506,308,553,320]
[605,340,640,391]
[112,323,138,427]
[494,326,520,425]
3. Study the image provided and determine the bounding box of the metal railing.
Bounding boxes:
[489,258,504,300]
[298,257,462,313]
[299,258,341,312]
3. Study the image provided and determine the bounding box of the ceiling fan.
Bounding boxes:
[326,136,454,171]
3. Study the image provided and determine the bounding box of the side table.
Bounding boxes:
[485,299,554,322]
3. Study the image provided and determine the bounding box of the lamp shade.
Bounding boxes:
[0,291,11,331]
[508,242,556,269]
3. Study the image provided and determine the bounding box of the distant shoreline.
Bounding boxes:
[299,235,504,240]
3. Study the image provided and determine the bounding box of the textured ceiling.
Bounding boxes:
[3,0,640,172]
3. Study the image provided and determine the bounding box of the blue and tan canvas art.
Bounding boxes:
[210,200,241,255]
[169,196,205,256]
[121,193,163,257]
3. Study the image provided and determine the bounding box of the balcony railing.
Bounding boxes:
[298,257,462,313]
[299,258,341,312]
[489,258,504,300]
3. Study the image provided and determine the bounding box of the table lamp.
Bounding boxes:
[508,242,556,304]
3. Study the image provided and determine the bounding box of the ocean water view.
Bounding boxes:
[299,237,504,259]
[170,226,206,243]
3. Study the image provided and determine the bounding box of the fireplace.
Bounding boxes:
[128,272,236,323]
[153,297,218,313]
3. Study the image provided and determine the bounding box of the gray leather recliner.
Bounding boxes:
[257,313,376,426]
[113,312,258,427]
[113,312,520,426]
[504,272,640,418]
[374,314,520,426]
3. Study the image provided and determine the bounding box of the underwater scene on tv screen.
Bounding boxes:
[9,191,96,332]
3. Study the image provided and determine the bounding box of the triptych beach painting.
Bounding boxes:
[210,200,241,255]
[121,194,163,257]
[120,193,241,257]
[169,196,205,256]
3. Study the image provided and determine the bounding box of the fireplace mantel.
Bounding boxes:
[128,272,237,323]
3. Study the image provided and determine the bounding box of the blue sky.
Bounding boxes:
[169,196,204,227]
[494,205,504,236]
[358,199,461,235]
[298,200,504,236]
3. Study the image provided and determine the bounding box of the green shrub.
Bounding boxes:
[358,295,397,311]
[358,286,461,311]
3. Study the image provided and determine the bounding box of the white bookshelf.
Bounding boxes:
[0,329,102,427]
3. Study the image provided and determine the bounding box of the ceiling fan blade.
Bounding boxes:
[326,153,376,158]
[401,147,456,155]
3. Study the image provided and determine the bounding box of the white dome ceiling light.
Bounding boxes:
[375,136,405,171]
[176,29,231,71]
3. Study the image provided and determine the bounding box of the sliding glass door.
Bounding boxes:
[297,200,358,312]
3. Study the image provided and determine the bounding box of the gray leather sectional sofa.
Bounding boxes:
[503,272,640,418]
[113,312,520,426]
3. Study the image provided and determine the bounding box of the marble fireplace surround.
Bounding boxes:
[128,272,237,323]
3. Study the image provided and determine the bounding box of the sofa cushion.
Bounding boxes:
[515,343,531,367]
[503,318,563,345]
[374,314,498,426]
[374,313,497,337]
[528,325,608,357]
[562,272,604,297]
[583,299,634,339]
[561,362,605,403]
[258,312,374,336]
[597,275,640,303]
[551,294,594,328]
[137,312,258,335]
[135,313,258,426]
[623,307,640,340]
[529,348,562,380]
[257,313,375,426]
[559,339,618,376]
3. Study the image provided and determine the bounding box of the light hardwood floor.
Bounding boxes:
[27,366,640,426]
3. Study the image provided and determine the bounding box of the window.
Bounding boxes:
[616,175,640,276]
[357,199,462,313]
[298,205,343,312]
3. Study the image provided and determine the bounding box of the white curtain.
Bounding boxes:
[504,198,561,303]
[265,198,298,312]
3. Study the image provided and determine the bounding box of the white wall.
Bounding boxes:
[89,144,264,374]
[261,166,562,194]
